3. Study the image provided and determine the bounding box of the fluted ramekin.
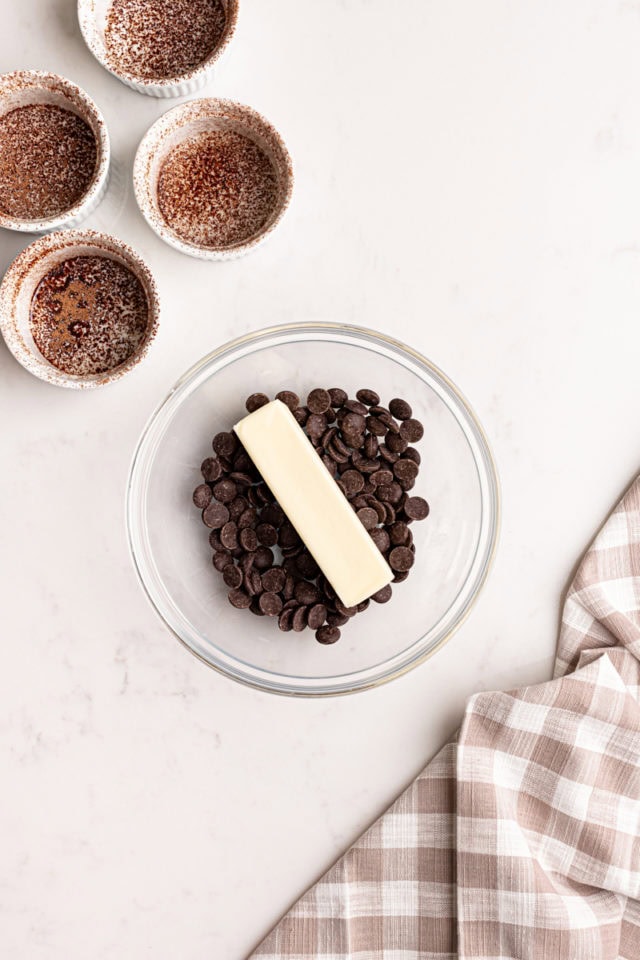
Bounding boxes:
[78,0,239,98]
[0,71,110,233]
[0,230,159,389]
[133,98,293,260]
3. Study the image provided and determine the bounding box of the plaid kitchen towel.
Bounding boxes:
[249,477,640,959]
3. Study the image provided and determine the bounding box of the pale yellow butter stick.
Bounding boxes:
[234,400,393,608]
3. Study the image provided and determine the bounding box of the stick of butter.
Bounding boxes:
[234,400,393,608]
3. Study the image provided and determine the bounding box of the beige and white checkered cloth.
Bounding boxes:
[250,478,640,959]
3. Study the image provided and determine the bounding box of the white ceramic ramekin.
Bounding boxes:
[78,0,239,98]
[0,230,159,389]
[133,98,294,260]
[0,71,110,233]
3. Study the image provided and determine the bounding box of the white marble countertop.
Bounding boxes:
[2,0,640,956]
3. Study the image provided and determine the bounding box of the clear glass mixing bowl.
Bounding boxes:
[126,323,500,696]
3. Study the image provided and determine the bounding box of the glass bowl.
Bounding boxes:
[126,323,499,696]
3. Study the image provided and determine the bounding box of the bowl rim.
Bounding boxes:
[0,228,160,389]
[126,321,501,696]
[77,0,240,93]
[0,70,111,233]
[132,97,294,260]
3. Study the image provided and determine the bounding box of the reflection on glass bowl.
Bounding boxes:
[126,323,500,696]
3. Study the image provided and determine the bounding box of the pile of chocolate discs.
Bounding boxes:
[193,388,429,644]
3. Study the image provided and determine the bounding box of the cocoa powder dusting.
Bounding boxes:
[104,0,227,80]
[30,256,149,377]
[0,105,97,221]
[157,130,279,249]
